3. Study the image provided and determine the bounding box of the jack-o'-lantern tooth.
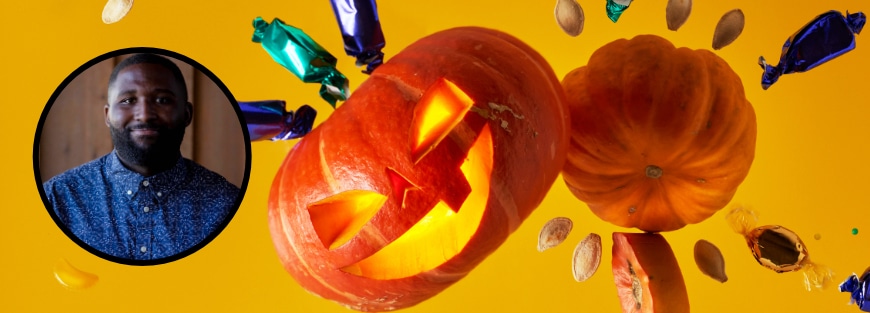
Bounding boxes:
[386,167,419,209]
[307,190,388,250]
[411,77,474,164]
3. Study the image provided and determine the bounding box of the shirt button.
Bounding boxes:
[157,192,162,197]
[143,206,150,213]
[142,180,150,187]
[127,190,132,195]
[140,246,147,253]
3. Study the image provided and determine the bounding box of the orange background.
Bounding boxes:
[2,0,868,312]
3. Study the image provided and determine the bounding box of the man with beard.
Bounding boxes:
[43,53,240,261]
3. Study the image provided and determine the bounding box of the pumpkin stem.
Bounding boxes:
[645,165,663,179]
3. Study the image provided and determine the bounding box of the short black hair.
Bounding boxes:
[107,53,188,101]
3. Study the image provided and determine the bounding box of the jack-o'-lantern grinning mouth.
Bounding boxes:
[305,78,494,280]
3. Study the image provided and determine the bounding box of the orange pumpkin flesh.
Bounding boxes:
[269,27,569,311]
[562,34,757,232]
[612,232,689,313]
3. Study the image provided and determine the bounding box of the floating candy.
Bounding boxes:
[101,0,133,24]
[840,267,870,312]
[538,217,573,252]
[712,9,745,50]
[252,17,350,107]
[666,0,692,31]
[727,206,834,291]
[555,0,585,37]
[329,0,386,74]
[54,258,98,290]
[605,0,633,23]
[238,101,317,141]
[759,10,865,90]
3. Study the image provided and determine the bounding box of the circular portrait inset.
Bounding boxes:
[34,48,251,265]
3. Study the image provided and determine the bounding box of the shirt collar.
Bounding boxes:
[107,150,189,198]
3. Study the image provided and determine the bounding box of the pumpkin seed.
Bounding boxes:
[694,239,728,283]
[102,0,134,24]
[572,233,602,282]
[554,0,585,37]
[537,217,573,252]
[712,9,745,50]
[666,0,692,31]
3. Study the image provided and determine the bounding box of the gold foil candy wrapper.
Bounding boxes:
[727,206,834,291]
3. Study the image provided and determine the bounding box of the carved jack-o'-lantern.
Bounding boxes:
[268,27,569,311]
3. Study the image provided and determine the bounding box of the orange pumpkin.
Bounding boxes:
[268,27,569,311]
[562,34,757,232]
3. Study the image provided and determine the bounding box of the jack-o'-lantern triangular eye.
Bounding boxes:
[410,78,474,163]
[308,190,388,250]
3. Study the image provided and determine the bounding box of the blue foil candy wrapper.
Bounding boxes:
[252,17,350,107]
[239,101,317,141]
[329,0,386,74]
[839,268,870,312]
[606,0,633,23]
[759,10,865,90]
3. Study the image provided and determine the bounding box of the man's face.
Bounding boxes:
[105,63,192,166]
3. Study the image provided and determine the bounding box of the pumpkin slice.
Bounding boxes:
[612,232,689,313]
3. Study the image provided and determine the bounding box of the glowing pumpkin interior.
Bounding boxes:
[306,78,493,280]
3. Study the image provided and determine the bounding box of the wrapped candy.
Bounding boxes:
[239,101,317,141]
[252,17,350,107]
[605,0,633,23]
[726,206,834,291]
[759,10,865,90]
[329,0,386,74]
[840,267,870,312]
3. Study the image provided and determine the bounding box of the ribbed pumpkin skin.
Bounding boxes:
[268,27,569,311]
[562,34,757,232]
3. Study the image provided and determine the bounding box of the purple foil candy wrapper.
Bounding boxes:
[239,100,317,141]
[759,10,865,90]
[329,0,385,74]
[840,268,870,311]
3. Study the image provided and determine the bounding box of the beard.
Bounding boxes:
[110,122,186,171]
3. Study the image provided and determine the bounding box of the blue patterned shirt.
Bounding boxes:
[43,151,240,262]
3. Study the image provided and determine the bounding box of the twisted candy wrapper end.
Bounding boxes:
[847,11,866,34]
[330,0,386,74]
[252,17,268,43]
[726,205,758,235]
[276,104,317,141]
[320,72,350,108]
[840,271,870,311]
[758,57,781,90]
[605,0,631,23]
[801,262,835,291]
[239,100,317,141]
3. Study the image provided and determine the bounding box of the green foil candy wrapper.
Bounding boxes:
[606,0,632,22]
[252,17,349,107]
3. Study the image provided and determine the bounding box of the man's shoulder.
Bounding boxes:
[43,154,110,189]
[180,158,241,196]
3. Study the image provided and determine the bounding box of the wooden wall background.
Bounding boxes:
[38,54,247,188]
